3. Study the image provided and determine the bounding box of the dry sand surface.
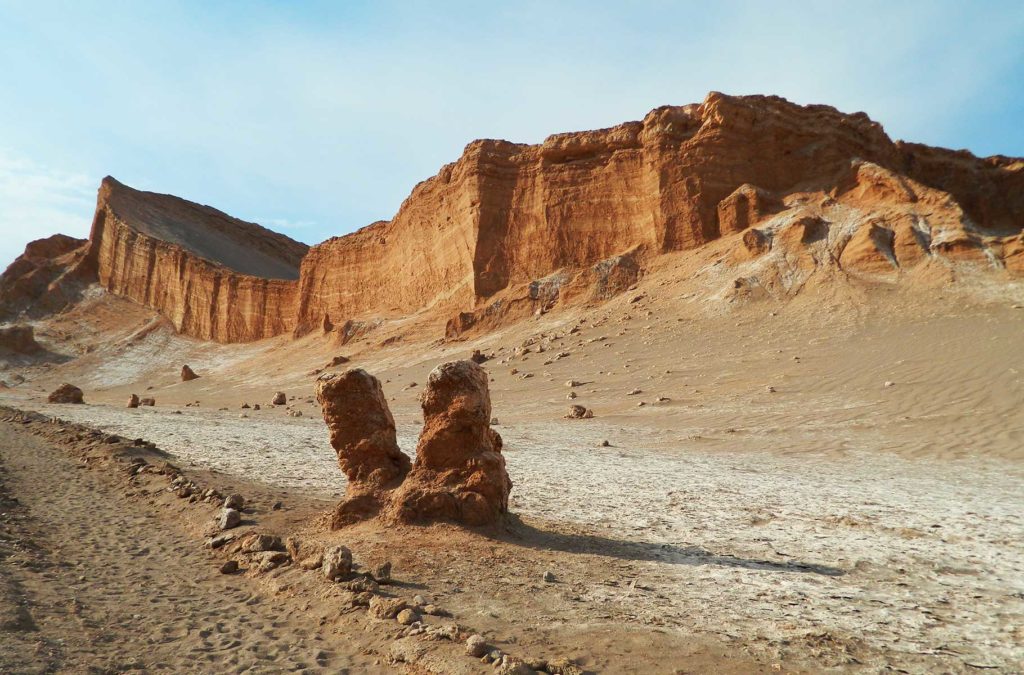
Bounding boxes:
[2,279,1024,672]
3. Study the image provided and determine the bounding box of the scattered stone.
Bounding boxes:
[566,391,577,400]
[219,508,241,530]
[627,388,642,395]
[181,364,199,381]
[490,417,499,425]
[140,397,156,407]
[656,396,670,402]
[287,409,303,417]
[565,379,581,387]
[272,392,287,405]
[285,537,325,570]
[219,560,239,574]
[240,534,284,553]
[547,657,584,675]
[396,608,420,625]
[368,595,407,620]
[466,634,488,658]
[224,494,244,510]
[253,404,261,410]
[565,405,593,419]
[321,545,353,580]
[127,394,140,408]
[326,355,350,368]
[543,570,556,583]
[884,380,895,388]
[600,440,611,447]
[765,385,776,393]
[47,383,84,404]
[343,576,379,593]
[240,403,250,409]
[371,561,392,583]
[256,551,289,572]
[470,349,490,364]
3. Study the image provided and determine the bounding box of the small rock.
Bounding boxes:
[765,385,776,393]
[322,545,353,580]
[396,608,420,625]
[600,440,611,447]
[224,494,244,510]
[371,560,392,583]
[368,595,407,620]
[627,388,642,395]
[272,392,287,405]
[566,391,577,400]
[181,365,199,381]
[884,381,895,388]
[412,594,427,607]
[565,379,581,387]
[466,634,488,658]
[542,570,556,583]
[126,394,140,408]
[219,560,239,574]
[241,534,284,553]
[219,508,241,530]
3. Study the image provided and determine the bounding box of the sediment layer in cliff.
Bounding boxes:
[82,178,309,342]
[5,92,1022,342]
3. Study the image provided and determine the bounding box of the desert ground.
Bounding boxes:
[2,255,1023,673]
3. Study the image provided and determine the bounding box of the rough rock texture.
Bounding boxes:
[5,94,1022,341]
[180,365,199,381]
[47,383,84,404]
[0,234,89,321]
[126,394,140,409]
[385,360,511,526]
[82,177,308,343]
[315,369,411,526]
[0,325,43,355]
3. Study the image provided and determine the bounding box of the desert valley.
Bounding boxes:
[1,93,1022,673]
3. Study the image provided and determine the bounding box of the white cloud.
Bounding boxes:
[0,152,96,269]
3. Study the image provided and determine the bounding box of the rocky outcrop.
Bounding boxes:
[315,369,411,526]
[0,234,89,321]
[5,94,1021,342]
[0,325,42,355]
[48,383,84,404]
[385,360,511,526]
[82,178,308,343]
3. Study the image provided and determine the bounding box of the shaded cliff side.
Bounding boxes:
[4,92,1022,342]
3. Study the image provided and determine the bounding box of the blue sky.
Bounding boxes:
[1,1,1023,268]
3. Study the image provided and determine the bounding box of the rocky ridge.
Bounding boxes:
[3,92,1022,343]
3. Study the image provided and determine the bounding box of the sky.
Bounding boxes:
[1,0,1023,268]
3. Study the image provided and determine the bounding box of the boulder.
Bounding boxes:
[219,508,241,530]
[565,405,593,419]
[272,392,287,405]
[127,394,140,408]
[385,360,511,526]
[181,365,199,381]
[139,397,156,407]
[315,369,411,527]
[0,325,42,355]
[47,383,83,404]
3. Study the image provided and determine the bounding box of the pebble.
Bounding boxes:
[466,634,488,657]
[543,570,556,583]
[219,560,238,574]
[396,608,420,625]
[219,508,241,530]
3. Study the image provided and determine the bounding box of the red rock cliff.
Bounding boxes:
[83,178,308,342]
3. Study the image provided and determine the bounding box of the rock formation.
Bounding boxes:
[315,369,411,526]
[0,234,88,321]
[385,360,511,526]
[0,325,43,355]
[181,365,199,381]
[3,93,1022,341]
[127,394,140,408]
[81,177,308,342]
[48,383,84,404]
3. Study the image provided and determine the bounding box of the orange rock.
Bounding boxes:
[385,361,511,526]
[315,369,411,527]
[181,365,199,381]
[48,383,84,404]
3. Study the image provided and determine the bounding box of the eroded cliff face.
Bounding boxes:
[0,234,89,321]
[84,178,308,342]
[5,93,1021,343]
[295,92,1024,337]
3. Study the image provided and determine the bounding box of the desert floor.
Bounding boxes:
[2,274,1023,673]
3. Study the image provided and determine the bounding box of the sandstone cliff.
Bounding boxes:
[0,233,89,321]
[4,93,1021,342]
[82,178,308,342]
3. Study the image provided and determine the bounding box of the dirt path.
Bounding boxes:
[0,420,385,674]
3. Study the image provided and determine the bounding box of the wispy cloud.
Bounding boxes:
[0,151,95,268]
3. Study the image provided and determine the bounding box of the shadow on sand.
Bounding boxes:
[499,516,845,577]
